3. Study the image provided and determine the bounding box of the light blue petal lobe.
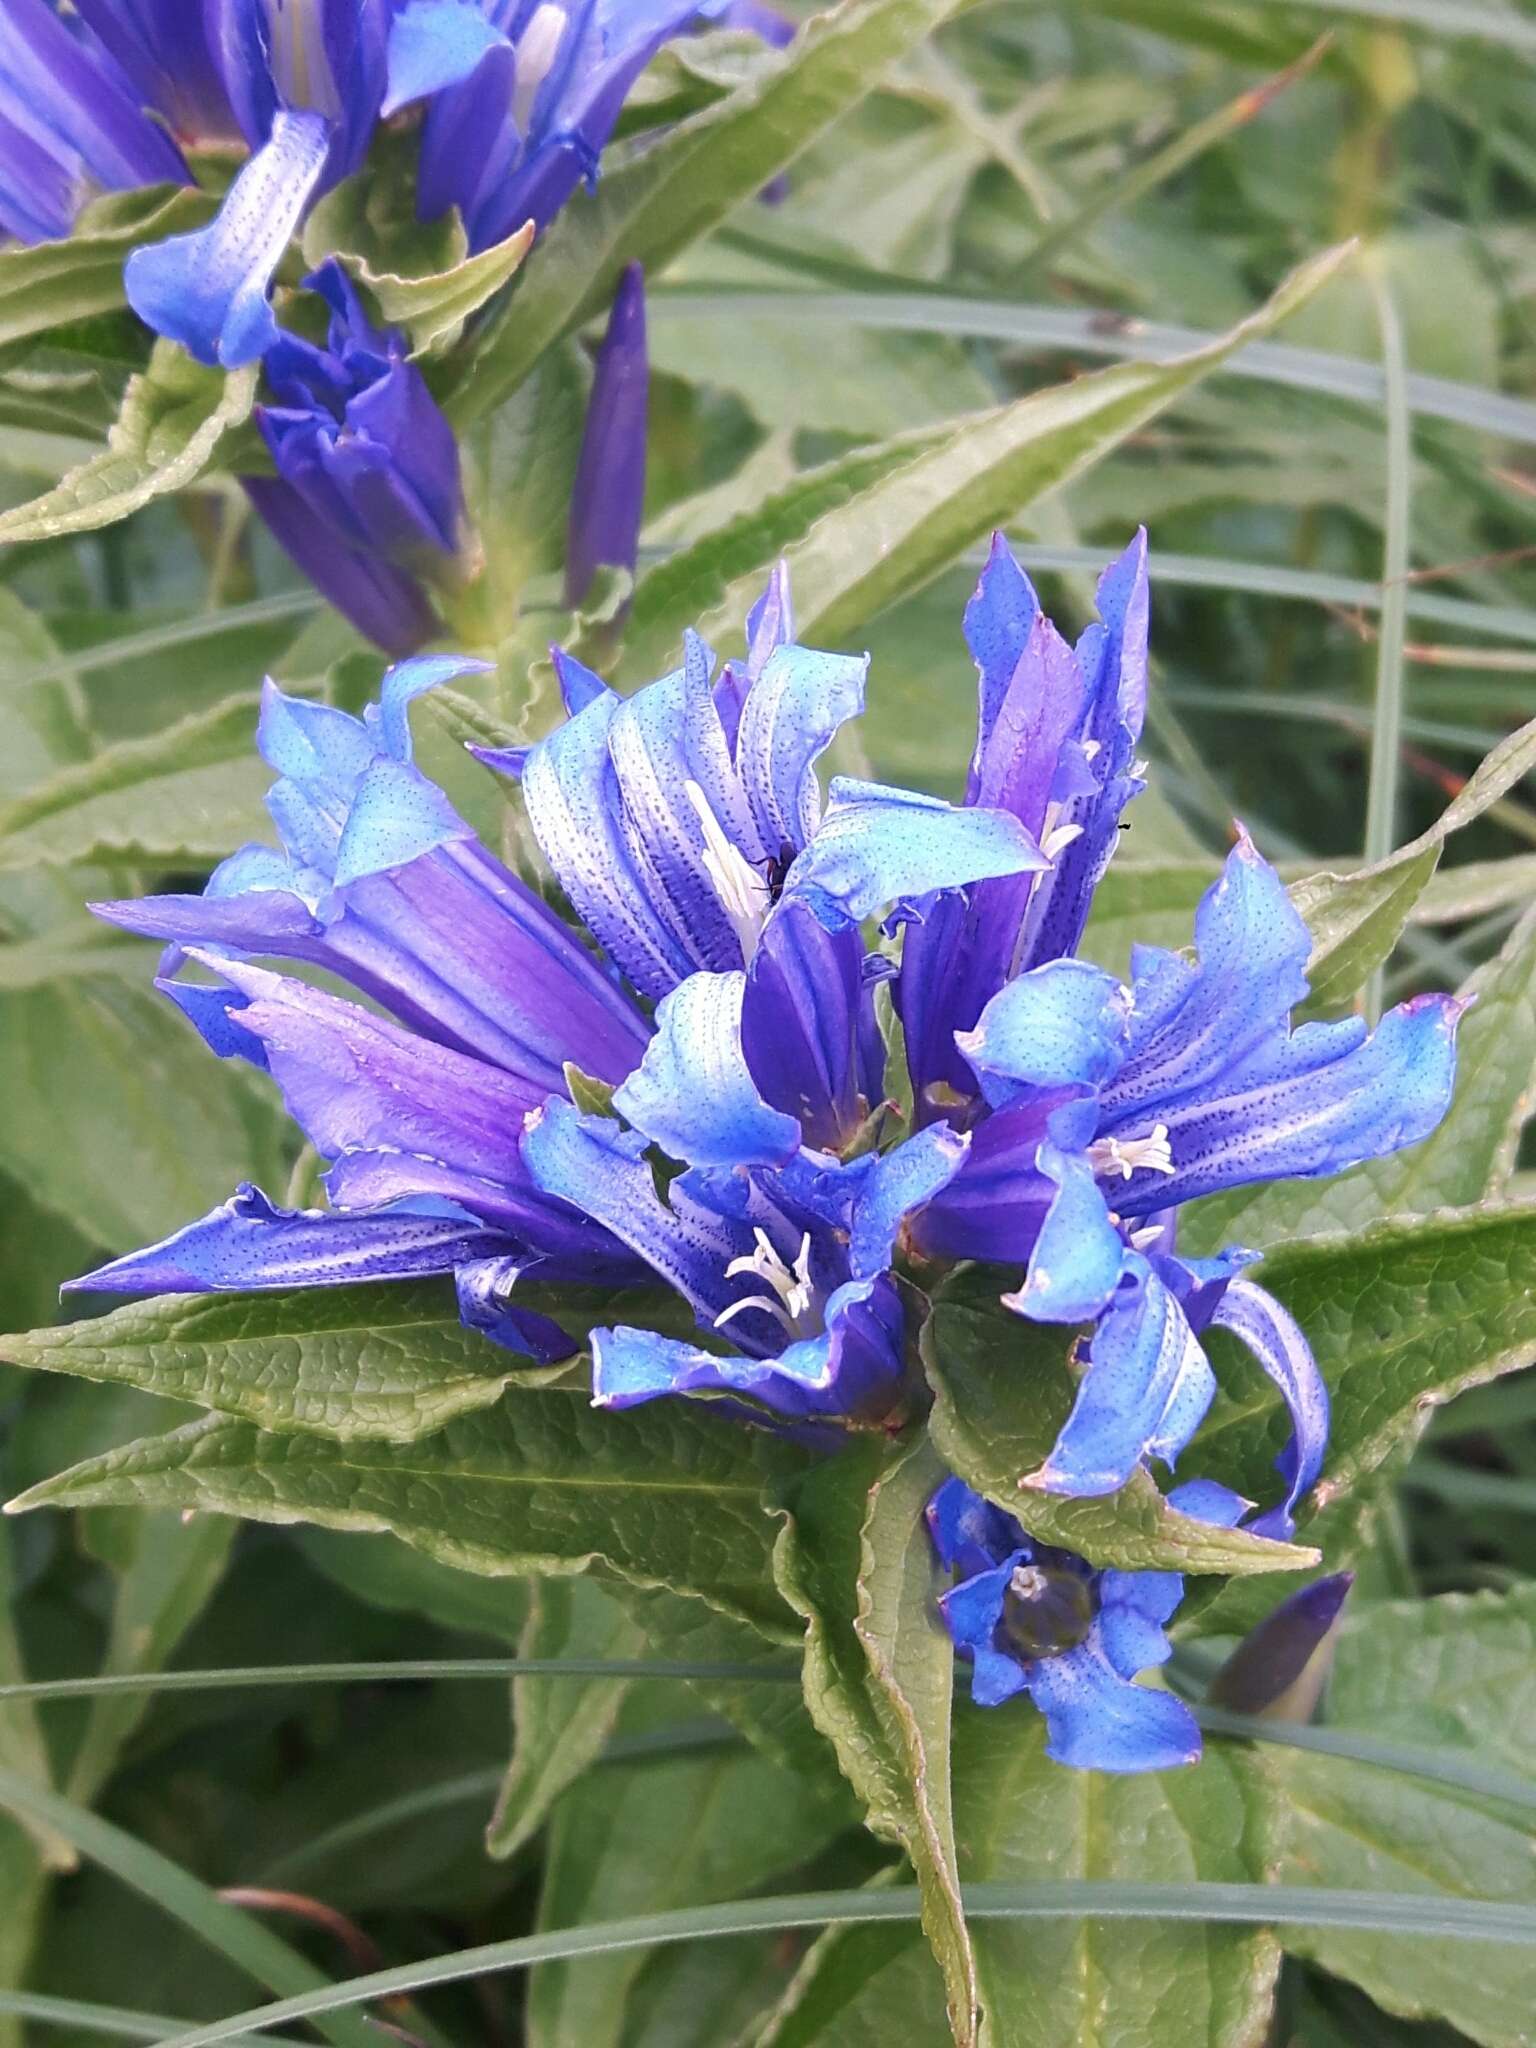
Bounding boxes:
[1028,1638,1201,1772]
[383,0,511,112]
[257,678,375,790]
[1005,1144,1124,1324]
[783,778,1046,931]
[552,646,613,718]
[331,755,473,886]
[1106,831,1312,1117]
[846,1123,970,1278]
[522,1098,744,1323]
[959,957,1131,1110]
[373,653,493,760]
[522,690,695,998]
[125,108,330,367]
[1166,1478,1251,1527]
[1212,1277,1330,1540]
[68,1184,503,1296]
[733,644,868,853]
[1025,1256,1217,1496]
[612,971,802,1170]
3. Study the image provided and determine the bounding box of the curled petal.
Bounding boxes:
[733,644,868,854]
[958,957,1131,1111]
[613,970,802,1170]
[1027,1635,1201,1773]
[1003,1143,1124,1325]
[68,1183,504,1296]
[454,1256,581,1362]
[125,108,330,367]
[1211,1276,1330,1541]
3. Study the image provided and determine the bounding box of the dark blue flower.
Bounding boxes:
[566,259,647,610]
[902,537,1463,1534]
[927,1473,1248,1772]
[4,0,765,368]
[243,259,468,654]
[76,651,656,1347]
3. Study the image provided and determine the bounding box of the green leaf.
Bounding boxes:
[526,1690,843,2048]
[1270,1587,1536,2047]
[448,0,976,426]
[0,187,212,351]
[0,343,256,545]
[339,220,536,357]
[0,1280,581,1442]
[0,978,287,1251]
[754,1909,943,2048]
[922,1278,1314,1576]
[953,1705,1281,2048]
[6,1391,805,1634]
[1196,1207,1536,1533]
[295,1528,530,1641]
[1292,707,1536,1009]
[489,1578,645,1862]
[774,1435,979,2048]
[615,244,1351,675]
[1186,907,1536,1251]
[0,691,265,871]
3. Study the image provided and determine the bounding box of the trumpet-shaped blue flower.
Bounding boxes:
[244,259,468,654]
[522,968,971,1423]
[927,1473,1247,1771]
[76,651,656,1349]
[901,537,1462,1534]
[4,0,766,367]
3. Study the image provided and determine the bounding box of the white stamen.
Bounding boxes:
[1088,1123,1175,1182]
[685,780,771,961]
[714,1228,822,1340]
[1042,820,1083,861]
[1128,1222,1169,1251]
[513,3,568,132]
[1009,1564,1048,1601]
[1080,739,1102,763]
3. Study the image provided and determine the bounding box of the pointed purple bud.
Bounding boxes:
[1208,1572,1354,1722]
[566,263,647,611]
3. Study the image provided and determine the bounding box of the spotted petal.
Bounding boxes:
[613,970,802,1170]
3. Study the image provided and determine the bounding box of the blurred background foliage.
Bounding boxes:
[4,1,1536,2041]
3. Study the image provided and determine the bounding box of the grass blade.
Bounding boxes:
[0,1657,799,1705]
[143,1883,1536,2048]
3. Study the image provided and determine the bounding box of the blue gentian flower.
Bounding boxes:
[521,967,970,1423]
[75,651,657,1354]
[566,259,647,610]
[3,0,767,368]
[74,569,1045,1386]
[927,1473,1248,1771]
[244,259,469,655]
[902,536,1463,1534]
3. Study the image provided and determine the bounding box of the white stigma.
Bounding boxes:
[513,3,568,132]
[685,780,771,961]
[715,1228,821,1341]
[1009,1564,1048,1601]
[1088,1123,1175,1182]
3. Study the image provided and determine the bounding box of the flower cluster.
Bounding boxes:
[76,537,1462,1768]
[2,0,773,369]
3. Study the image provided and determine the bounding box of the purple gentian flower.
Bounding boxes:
[244,259,468,655]
[2,0,770,368]
[902,536,1463,1535]
[928,1473,1249,1772]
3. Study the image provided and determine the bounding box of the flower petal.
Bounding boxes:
[383,0,511,113]
[1003,1142,1125,1324]
[126,107,330,367]
[1027,1636,1201,1772]
[1024,1254,1217,1496]
[454,1255,581,1361]
[566,262,648,608]
[958,957,1131,1111]
[782,777,1046,932]
[741,901,876,1153]
[613,970,802,1170]
[1211,1275,1331,1540]
[68,1183,504,1296]
[733,642,869,854]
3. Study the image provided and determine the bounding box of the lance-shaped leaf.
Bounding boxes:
[6,1390,803,1635]
[338,221,536,359]
[1270,1587,1536,2047]
[953,1703,1282,2048]
[613,244,1350,677]
[774,1435,978,2048]
[449,0,977,426]
[0,692,266,872]
[1195,1207,1536,1526]
[921,1277,1314,1578]
[0,186,213,351]
[0,1279,640,1442]
[0,343,256,545]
